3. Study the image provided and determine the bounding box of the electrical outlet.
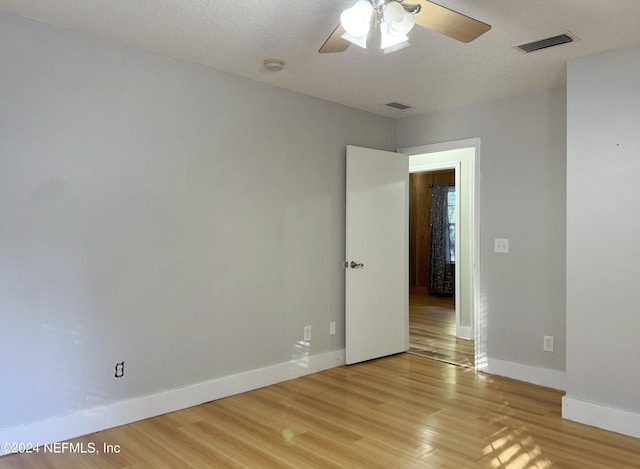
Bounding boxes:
[304,325,312,342]
[543,335,554,352]
[494,238,509,253]
[115,361,125,379]
[329,321,336,335]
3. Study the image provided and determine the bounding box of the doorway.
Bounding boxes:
[399,139,482,369]
[407,169,473,366]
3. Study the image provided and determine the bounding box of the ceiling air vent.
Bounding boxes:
[384,102,413,111]
[514,32,576,53]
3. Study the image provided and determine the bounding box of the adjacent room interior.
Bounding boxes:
[408,168,475,367]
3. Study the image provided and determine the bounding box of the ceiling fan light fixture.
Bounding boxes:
[383,1,405,22]
[341,32,368,49]
[380,21,409,49]
[387,11,415,36]
[319,0,491,54]
[339,0,415,52]
[340,0,373,37]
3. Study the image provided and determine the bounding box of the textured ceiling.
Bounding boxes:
[2,0,640,118]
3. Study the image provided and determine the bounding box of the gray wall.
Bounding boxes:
[0,13,394,429]
[396,88,567,371]
[566,43,640,413]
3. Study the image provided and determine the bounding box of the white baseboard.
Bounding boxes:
[562,395,640,438]
[0,348,345,455]
[484,358,566,391]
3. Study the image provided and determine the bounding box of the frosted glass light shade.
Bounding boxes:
[340,0,373,38]
[383,1,405,22]
[380,21,409,49]
[388,11,415,36]
[341,31,368,49]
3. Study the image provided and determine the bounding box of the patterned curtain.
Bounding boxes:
[429,185,455,295]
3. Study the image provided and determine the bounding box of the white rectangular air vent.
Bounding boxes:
[514,32,576,53]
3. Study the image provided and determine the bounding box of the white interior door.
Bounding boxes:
[345,145,408,365]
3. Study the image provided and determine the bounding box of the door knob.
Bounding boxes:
[350,261,364,269]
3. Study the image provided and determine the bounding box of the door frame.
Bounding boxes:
[398,138,485,369]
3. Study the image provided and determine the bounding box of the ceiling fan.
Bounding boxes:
[319,0,491,54]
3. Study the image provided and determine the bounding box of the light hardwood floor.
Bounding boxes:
[409,287,475,367]
[2,353,639,468]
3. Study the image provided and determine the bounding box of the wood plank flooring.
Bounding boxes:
[409,287,475,367]
[2,354,639,468]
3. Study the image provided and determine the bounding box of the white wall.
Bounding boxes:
[0,12,394,433]
[564,43,640,437]
[396,89,567,381]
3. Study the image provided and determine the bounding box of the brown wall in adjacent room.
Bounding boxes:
[409,169,455,288]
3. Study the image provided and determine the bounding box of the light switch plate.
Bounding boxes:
[494,238,509,253]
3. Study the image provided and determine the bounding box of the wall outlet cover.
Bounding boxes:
[115,361,125,379]
[495,238,510,253]
[543,335,554,352]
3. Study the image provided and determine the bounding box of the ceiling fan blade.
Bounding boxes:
[319,24,350,53]
[414,0,491,43]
